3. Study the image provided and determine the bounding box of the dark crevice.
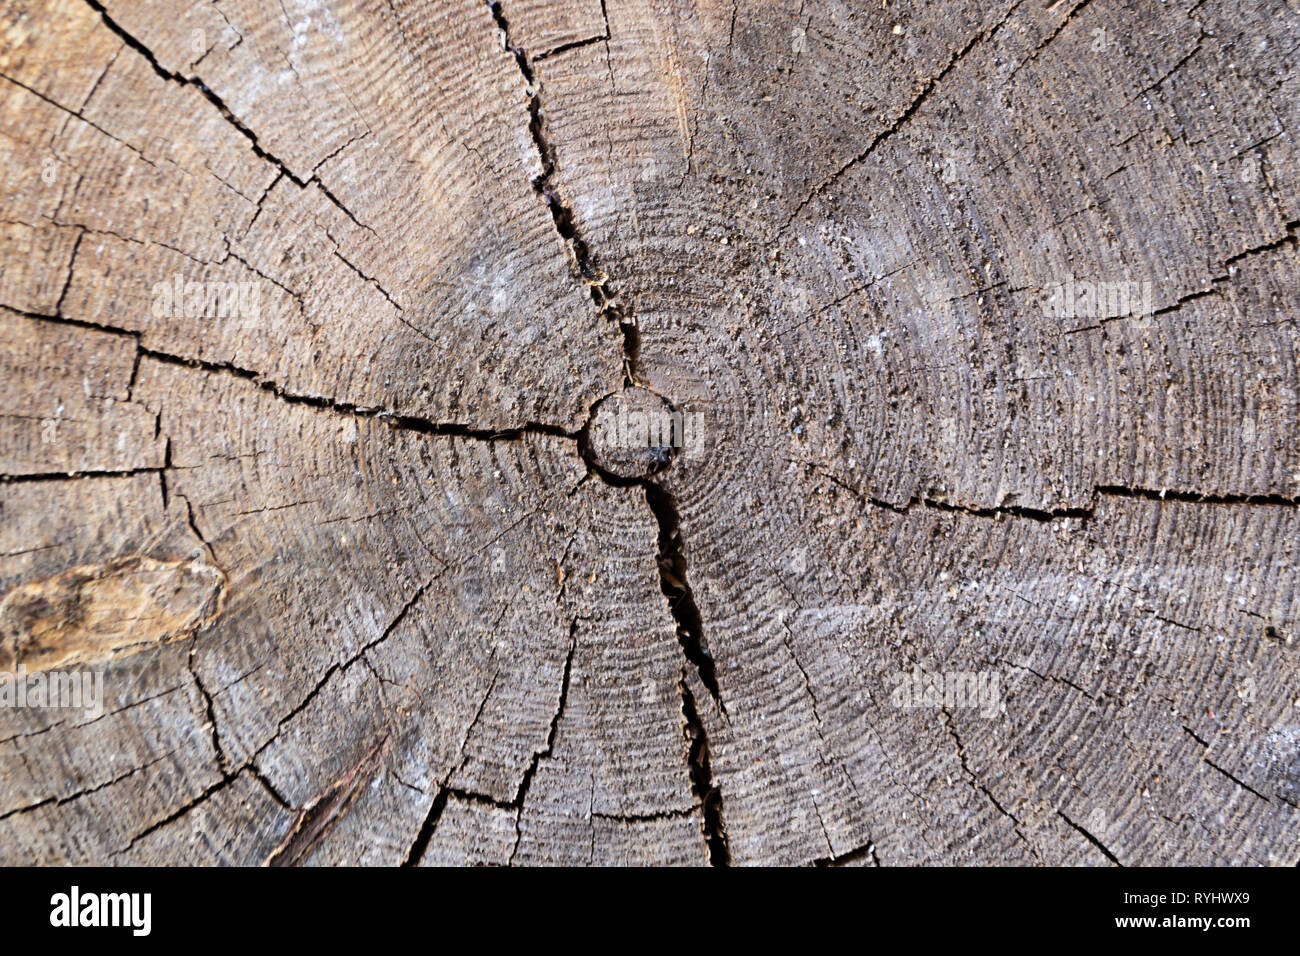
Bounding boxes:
[493,0,735,852]
[7,307,580,443]
[620,319,641,389]
[506,624,578,865]
[0,72,156,167]
[54,230,85,318]
[1072,218,1300,330]
[2,304,135,339]
[917,494,1092,523]
[403,668,506,866]
[578,423,724,709]
[329,244,403,313]
[247,766,293,810]
[1222,218,1300,267]
[137,346,577,442]
[82,0,375,235]
[189,659,228,775]
[403,777,545,865]
[680,680,730,866]
[942,706,1042,863]
[643,483,725,710]
[1202,758,1271,804]
[402,787,450,867]
[158,440,171,509]
[404,624,576,866]
[245,576,437,801]
[1094,484,1300,508]
[1009,0,1097,82]
[918,483,1300,517]
[591,806,698,823]
[1057,810,1122,866]
[512,624,577,807]
[1126,24,1209,105]
[777,3,1021,235]
[0,749,179,824]
[125,345,143,401]
[576,403,732,865]
[115,775,232,854]
[405,621,707,868]
[180,492,217,563]
[0,467,164,484]
[486,0,637,386]
[535,34,609,61]
[816,466,1088,523]
[999,658,1101,704]
[819,464,1300,525]
[387,414,574,444]
[446,785,519,813]
[813,839,880,867]
[226,249,305,314]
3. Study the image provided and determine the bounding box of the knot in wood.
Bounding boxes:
[584,387,682,479]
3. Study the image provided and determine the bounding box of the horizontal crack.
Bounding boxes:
[814,463,1300,522]
[1,307,577,443]
[143,344,577,442]
[0,467,164,484]
[813,839,880,867]
[1067,219,1300,334]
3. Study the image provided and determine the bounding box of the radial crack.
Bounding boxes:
[81,0,375,233]
[485,0,638,386]
[680,678,730,865]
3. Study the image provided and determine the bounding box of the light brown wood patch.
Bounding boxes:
[0,555,227,672]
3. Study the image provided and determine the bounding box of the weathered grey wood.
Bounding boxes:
[0,0,1297,865]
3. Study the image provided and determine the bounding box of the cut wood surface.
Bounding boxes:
[0,0,1298,865]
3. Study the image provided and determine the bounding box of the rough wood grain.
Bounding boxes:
[0,0,1297,865]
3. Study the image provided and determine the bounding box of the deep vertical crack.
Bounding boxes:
[643,483,725,710]
[680,679,731,865]
[487,0,731,864]
[647,479,733,861]
[512,623,577,807]
[402,787,450,867]
[486,0,638,386]
[574,431,727,714]
[576,432,733,864]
